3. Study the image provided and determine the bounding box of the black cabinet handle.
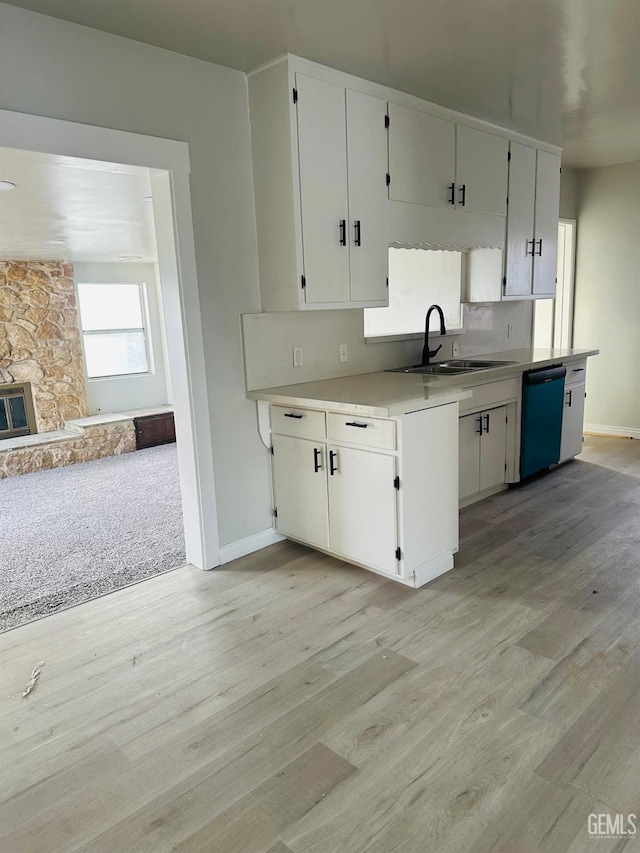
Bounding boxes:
[572,367,585,373]
[283,412,303,419]
[329,450,338,475]
[313,447,322,472]
[526,239,535,256]
[448,183,455,205]
[567,389,573,407]
[484,413,490,433]
[476,416,483,435]
[459,183,467,207]
[345,422,368,429]
[535,238,543,256]
[339,219,347,246]
[354,219,361,246]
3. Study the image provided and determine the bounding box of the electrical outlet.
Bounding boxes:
[293,346,304,368]
[507,324,514,339]
[339,343,349,363]
[452,341,459,357]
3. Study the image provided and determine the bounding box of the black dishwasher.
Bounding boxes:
[520,365,567,478]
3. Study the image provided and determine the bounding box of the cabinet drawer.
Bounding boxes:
[459,378,520,414]
[565,360,587,385]
[271,405,326,438]
[327,412,396,450]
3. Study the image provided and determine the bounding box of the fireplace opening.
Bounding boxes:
[0,382,37,440]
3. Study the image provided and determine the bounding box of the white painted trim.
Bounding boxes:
[584,424,640,440]
[0,109,220,569]
[218,527,285,565]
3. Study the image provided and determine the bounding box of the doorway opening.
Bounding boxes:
[533,220,576,349]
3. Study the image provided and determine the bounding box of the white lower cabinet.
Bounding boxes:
[270,402,459,587]
[459,406,508,501]
[559,380,586,462]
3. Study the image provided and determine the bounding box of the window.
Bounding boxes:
[364,248,464,339]
[77,283,150,379]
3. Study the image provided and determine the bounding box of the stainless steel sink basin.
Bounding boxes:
[386,359,518,376]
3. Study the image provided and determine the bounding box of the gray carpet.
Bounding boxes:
[0,445,186,631]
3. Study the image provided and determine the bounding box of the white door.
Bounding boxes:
[504,142,536,298]
[388,103,455,208]
[532,150,561,297]
[459,413,481,500]
[479,406,508,492]
[346,89,389,304]
[271,433,329,548]
[455,125,509,216]
[295,73,350,304]
[559,382,586,462]
[328,446,398,574]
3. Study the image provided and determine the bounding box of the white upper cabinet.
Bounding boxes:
[388,103,508,216]
[248,58,388,311]
[388,104,455,208]
[296,74,351,305]
[504,142,561,299]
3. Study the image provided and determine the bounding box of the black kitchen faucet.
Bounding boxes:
[421,304,447,365]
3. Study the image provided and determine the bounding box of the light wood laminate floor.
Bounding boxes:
[2,436,639,852]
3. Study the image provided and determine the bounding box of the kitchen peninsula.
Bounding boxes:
[248,347,598,588]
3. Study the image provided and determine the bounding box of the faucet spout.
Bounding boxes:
[421,304,448,366]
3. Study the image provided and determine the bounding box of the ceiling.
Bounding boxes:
[2,0,640,168]
[0,148,158,262]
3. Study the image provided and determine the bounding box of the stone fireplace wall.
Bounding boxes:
[0,261,89,432]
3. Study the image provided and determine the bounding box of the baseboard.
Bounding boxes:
[218,527,285,565]
[584,424,640,440]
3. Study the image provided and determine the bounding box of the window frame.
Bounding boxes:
[76,281,153,381]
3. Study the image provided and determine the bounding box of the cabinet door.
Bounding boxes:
[272,433,329,548]
[459,413,481,499]
[388,103,455,208]
[560,382,586,462]
[296,73,350,304]
[455,125,508,216]
[346,89,389,304]
[504,142,536,298]
[479,406,507,491]
[328,446,398,574]
[532,150,561,297]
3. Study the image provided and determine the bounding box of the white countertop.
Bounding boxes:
[247,348,598,417]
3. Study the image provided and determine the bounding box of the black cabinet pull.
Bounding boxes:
[283,412,303,419]
[329,450,338,475]
[354,219,361,246]
[535,238,543,256]
[339,219,347,246]
[459,183,467,207]
[526,239,535,256]
[476,416,483,435]
[484,413,490,433]
[448,183,455,205]
[572,367,585,373]
[313,447,322,472]
[345,421,368,429]
[567,389,573,407]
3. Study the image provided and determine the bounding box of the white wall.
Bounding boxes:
[73,262,171,414]
[573,161,640,435]
[0,3,271,545]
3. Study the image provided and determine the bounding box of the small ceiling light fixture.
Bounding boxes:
[117,255,142,261]
[0,180,17,191]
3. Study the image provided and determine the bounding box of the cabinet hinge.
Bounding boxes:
[559,166,562,173]
[385,114,390,129]
[504,463,508,471]
[394,476,400,490]
[507,150,511,161]
[502,276,507,289]
[301,274,306,290]
[386,276,389,288]
[274,507,278,518]
[386,173,391,186]
[292,87,298,104]
[395,547,402,561]
[270,445,274,455]
[506,196,509,205]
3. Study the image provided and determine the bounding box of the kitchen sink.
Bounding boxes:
[386,359,518,376]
